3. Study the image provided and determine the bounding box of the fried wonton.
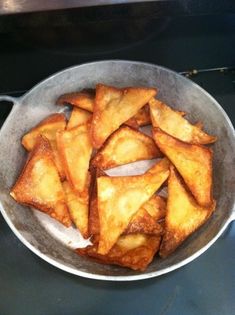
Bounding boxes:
[21,113,66,179]
[159,166,216,258]
[150,98,217,144]
[91,84,157,148]
[88,167,106,236]
[10,135,71,227]
[56,123,92,193]
[76,234,161,271]
[124,208,163,235]
[91,125,161,169]
[89,170,164,237]
[153,129,213,207]
[140,195,166,221]
[67,107,91,130]
[123,117,139,129]
[97,158,169,255]
[56,91,94,112]
[63,181,89,238]
[133,104,151,126]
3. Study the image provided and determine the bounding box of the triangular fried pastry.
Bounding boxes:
[21,113,66,179]
[91,125,162,170]
[56,123,92,193]
[123,117,139,129]
[56,91,94,112]
[140,195,166,221]
[76,234,161,271]
[159,166,216,258]
[133,104,151,126]
[89,171,165,237]
[67,107,91,130]
[153,129,213,207]
[88,168,106,237]
[97,158,169,255]
[124,208,163,235]
[63,181,89,238]
[10,135,71,227]
[91,84,157,148]
[133,104,185,127]
[150,98,217,144]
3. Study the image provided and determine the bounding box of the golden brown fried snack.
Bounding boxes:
[97,158,169,255]
[91,84,157,148]
[88,167,106,236]
[21,113,67,179]
[76,234,161,271]
[153,129,213,207]
[57,124,92,193]
[89,170,165,237]
[123,117,139,129]
[67,107,91,130]
[57,89,150,128]
[63,181,89,238]
[56,91,94,112]
[159,166,216,258]
[91,125,162,170]
[133,104,151,126]
[124,208,163,235]
[140,195,166,221]
[150,98,217,144]
[10,135,71,227]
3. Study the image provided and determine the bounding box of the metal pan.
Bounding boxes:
[0,60,234,281]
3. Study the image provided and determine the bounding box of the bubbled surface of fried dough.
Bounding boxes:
[76,234,161,271]
[56,124,92,193]
[56,91,94,112]
[150,98,217,144]
[159,166,216,258]
[97,158,169,255]
[10,135,71,227]
[21,113,66,179]
[63,181,89,238]
[153,128,213,207]
[92,125,161,169]
[91,84,157,148]
[67,107,91,130]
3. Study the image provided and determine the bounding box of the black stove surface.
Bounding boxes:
[0,10,234,315]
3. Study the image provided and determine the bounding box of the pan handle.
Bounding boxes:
[0,95,19,118]
[0,95,18,103]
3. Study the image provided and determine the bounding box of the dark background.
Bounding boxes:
[0,3,234,314]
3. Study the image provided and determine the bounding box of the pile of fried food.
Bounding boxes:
[10,83,217,271]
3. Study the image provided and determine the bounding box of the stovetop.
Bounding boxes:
[0,10,234,315]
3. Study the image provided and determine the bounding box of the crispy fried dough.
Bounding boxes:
[150,98,217,144]
[89,170,165,237]
[76,234,161,271]
[56,91,94,112]
[133,104,151,126]
[67,107,91,130]
[63,181,89,238]
[10,135,71,227]
[91,84,157,148]
[141,195,166,221]
[153,128,213,207]
[159,166,216,258]
[123,117,139,129]
[22,113,66,179]
[124,208,163,235]
[97,158,169,255]
[56,124,92,193]
[91,125,161,169]
[88,168,106,236]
